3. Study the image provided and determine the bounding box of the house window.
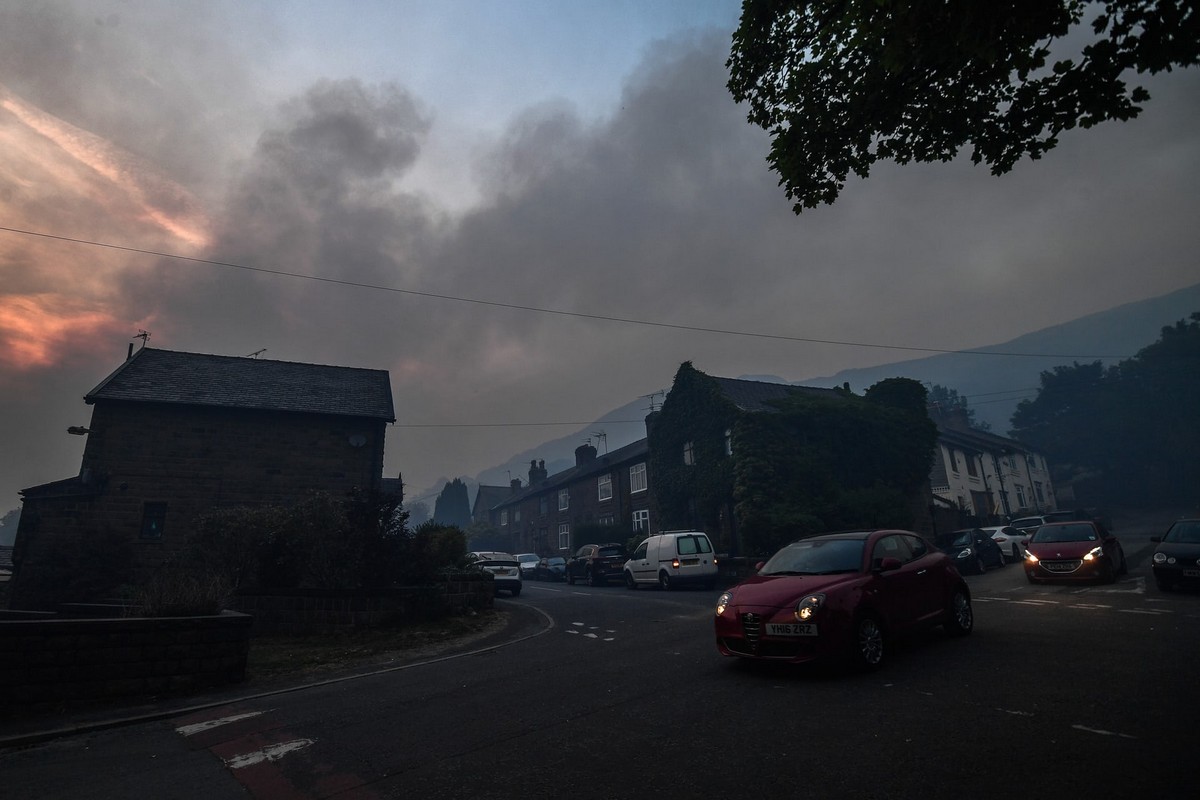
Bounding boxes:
[539,495,548,515]
[724,428,733,456]
[683,441,694,465]
[632,509,649,532]
[1015,485,1027,508]
[947,448,958,473]
[1035,481,1045,503]
[514,509,521,523]
[558,488,569,511]
[965,456,978,478]
[1027,455,1038,471]
[599,514,614,526]
[558,523,570,550]
[140,502,167,540]
[500,510,508,526]
[598,473,612,502]
[630,463,647,493]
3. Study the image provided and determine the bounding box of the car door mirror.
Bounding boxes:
[755,561,766,572]
[876,556,903,573]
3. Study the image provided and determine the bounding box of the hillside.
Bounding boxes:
[425,282,1200,505]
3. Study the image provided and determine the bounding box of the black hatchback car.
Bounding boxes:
[1151,519,1200,591]
[565,543,628,586]
[934,528,1006,575]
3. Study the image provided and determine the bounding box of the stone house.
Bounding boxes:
[929,409,1057,522]
[487,440,653,555]
[9,347,394,608]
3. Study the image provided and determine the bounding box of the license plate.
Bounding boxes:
[1045,562,1076,572]
[766,623,817,637]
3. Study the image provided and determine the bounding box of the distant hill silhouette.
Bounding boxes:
[418,283,1200,506]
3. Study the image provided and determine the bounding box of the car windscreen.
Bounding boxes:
[936,532,973,549]
[1011,518,1043,528]
[1030,524,1097,543]
[597,546,625,558]
[481,560,519,568]
[516,554,539,563]
[546,558,565,566]
[1164,521,1200,543]
[760,538,864,575]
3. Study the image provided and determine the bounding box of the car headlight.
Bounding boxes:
[794,593,825,621]
[957,547,974,559]
[1025,551,1039,564]
[1082,546,1103,562]
[716,592,733,616]
[1153,552,1173,565]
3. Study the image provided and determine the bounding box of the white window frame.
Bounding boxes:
[632,509,649,533]
[500,510,508,526]
[630,463,647,493]
[558,488,569,511]
[598,473,613,502]
[683,441,695,466]
[558,523,570,550]
[1015,485,1027,508]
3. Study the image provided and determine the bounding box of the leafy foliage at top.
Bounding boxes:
[728,1,1200,211]
[927,384,991,431]
[1010,313,1199,506]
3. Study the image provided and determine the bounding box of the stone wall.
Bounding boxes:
[0,611,252,709]
[232,573,495,636]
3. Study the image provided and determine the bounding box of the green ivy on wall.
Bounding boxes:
[650,364,937,557]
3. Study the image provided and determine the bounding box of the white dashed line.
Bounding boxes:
[224,739,315,769]
[1073,724,1136,739]
[176,711,270,737]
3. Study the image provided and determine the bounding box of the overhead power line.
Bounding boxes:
[0,225,1135,360]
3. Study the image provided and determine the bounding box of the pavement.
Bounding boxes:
[0,602,551,750]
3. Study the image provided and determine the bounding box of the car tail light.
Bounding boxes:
[671,557,681,569]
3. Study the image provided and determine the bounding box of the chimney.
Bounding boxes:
[529,459,548,484]
[510,478,522,492]
[575,442,597,466]
[128,343,134,360]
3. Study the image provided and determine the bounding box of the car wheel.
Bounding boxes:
[585,569,596,587]
[975,557,986,575]
[1011,545,1021,563]
[944,589,973,637]
[567,570,576,585]
[658,571,672,591]
[624,570,637,590]
[851,615,885,670]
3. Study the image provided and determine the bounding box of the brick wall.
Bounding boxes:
[0,611,252,709]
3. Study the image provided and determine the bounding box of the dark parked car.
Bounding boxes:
[1151,519,1200,591]
[933,528,1005,575]
[1024,521,1126,584]
[535,556,566,582]
[714,530,973,670]
[565,543,628,586]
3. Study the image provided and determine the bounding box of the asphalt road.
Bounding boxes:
[3,535,1198,799]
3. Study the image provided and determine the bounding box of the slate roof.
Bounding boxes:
[492,438,649,511]
[712,376,844,412]
[85,348,395,421]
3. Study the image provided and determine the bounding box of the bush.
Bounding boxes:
[130,568,232,617]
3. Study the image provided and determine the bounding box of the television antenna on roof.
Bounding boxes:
[591,430,608,453]
[643,390,665,413]
[246,349,267,358]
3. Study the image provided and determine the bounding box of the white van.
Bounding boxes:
[623,531,718,590]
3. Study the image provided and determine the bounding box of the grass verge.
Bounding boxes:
[246,609,506,683]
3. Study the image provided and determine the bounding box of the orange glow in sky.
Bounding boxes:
[0,294,130,370]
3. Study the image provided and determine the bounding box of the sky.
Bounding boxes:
[1,0,1198,512]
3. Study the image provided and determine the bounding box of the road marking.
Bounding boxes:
[997,709,1035,717]
[176,711,270,737]
[1071,603,1113,610]
[1073,724,1136,740]
[1119,608,1171,615]
[224,739,315,769]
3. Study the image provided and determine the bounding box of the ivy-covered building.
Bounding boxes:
[648,363,938,558]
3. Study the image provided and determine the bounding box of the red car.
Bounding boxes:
[714,530,973,670]
[1024,520,1127,583]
